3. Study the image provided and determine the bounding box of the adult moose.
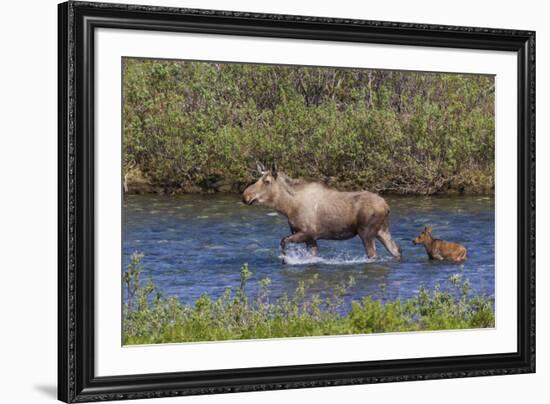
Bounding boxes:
[242,163,401,261]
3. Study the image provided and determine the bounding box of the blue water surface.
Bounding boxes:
[122,194,494,312]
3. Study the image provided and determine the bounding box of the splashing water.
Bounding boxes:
[280,245,382,266]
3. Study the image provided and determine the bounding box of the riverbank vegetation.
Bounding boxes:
[123,59,495,195]
[123,253,494,344]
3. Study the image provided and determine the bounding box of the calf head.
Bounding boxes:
[413,226,433,245]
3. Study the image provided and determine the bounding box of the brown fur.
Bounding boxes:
[242,168,401,260]
[412,226,467,262]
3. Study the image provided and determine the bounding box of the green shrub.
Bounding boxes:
[123,59,495,195]
[123,254,495,344]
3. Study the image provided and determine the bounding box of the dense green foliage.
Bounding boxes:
[123,59,495,195]
[123,254,494,344]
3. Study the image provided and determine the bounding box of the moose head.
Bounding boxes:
[242,162,281,206]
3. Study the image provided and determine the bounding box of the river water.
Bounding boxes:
[122,194,494,311]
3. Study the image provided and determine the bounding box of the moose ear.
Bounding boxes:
[256,161,267,174]
[271,162,278,179]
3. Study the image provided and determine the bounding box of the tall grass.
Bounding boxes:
[123,253,494,344]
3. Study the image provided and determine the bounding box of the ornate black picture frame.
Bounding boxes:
[58,1,535,402]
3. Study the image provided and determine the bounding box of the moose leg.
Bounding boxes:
[280,232,311,255]
[377,227,402,260]
[358,226,378,259]
[306,240,318,256]
[288,223,297,234]
[360,236,377,259]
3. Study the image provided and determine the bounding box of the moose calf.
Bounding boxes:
[412,226,467,262]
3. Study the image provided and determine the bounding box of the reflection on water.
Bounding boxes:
[122,194,494,312]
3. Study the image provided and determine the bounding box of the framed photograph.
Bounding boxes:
[58,1,535,402]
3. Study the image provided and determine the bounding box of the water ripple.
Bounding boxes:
[123,193,495,313]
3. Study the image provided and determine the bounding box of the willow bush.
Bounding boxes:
[123,59,495,194]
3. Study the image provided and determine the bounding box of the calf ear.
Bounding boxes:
[426,226,433,233]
